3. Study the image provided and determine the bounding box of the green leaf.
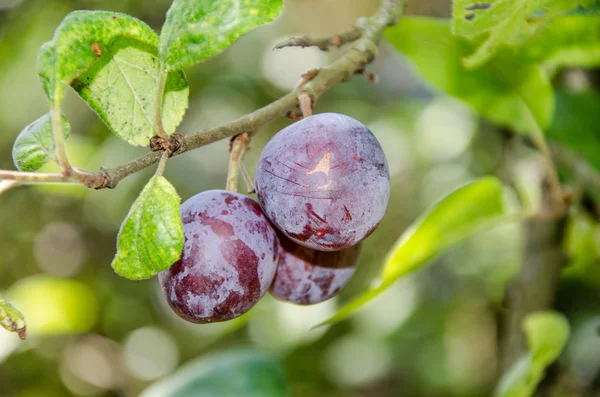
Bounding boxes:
[547,90,600,171]
[36,11,159,105]
[111,176,183,280]
[495,311,570,397]
[11,112,70,172]
[159,0,284,70]
[319,177,507,327]
[387,17,554,133]
[71,40,189,146]
[140,349,287,397]
[7,276,98,336]
[0,298,26,340]
[452,0,580,68]
[518,14,600,68]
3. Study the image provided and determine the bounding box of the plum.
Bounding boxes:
[255,113,390,251]
[159,190,279,323]
[270,234,360,305]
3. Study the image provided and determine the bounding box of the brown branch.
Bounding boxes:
[98,0,407,189]
[273,26,362,51]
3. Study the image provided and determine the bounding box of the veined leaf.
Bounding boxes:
[0,298,26,340]
[319,177,507,327]
[37,11,158,105]
[518,14,600,68]
[452,0,580,68]
[12,112,69,172]
[159,0,284,70]
[71,39,189,146]
[495,311,569,397]
[37,11,189,146]
[387,17,554,134]
[111,176,183,280]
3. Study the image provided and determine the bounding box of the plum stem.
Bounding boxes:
[227,133,251,192]
[298,92,313,118]
[155,150,171,177]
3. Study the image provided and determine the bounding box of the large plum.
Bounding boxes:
[255,113,390,251]
[159,190,279,323]
[270,234,360,305]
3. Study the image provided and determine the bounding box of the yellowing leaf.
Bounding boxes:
[111,176,183,280]
[319,177,507,327]
[0,298,26,340]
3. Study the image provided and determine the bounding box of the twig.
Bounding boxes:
[0,0,407,191]
[274,26,362,51]
[96,0,407,189]
[226,133,250,192]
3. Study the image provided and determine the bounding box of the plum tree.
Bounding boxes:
[159,190,280,323]
[255,113,390,251]
[270,234,361,305]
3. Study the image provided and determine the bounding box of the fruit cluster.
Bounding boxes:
[159,113,390,323]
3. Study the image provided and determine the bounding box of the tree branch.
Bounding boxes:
[99,0,407,189]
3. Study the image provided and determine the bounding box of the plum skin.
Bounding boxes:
[270,234,361,305]
[255,113,390,251]
[159,190,279,323]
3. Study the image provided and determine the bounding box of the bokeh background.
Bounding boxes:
[1,0,598,396]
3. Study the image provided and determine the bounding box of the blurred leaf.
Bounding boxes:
[140,349,287,397]
[320,177,507,326]
[71,40,189,146]
[518,14,600,68]
[37,11,158,105]
[387,17,554,134]
[495,311,570,397]
[7,276,98,335]
[452,0,580,68]
[547,90,600,171]
[0,298,26,340]
[562,212,600,286]
[111,176,183,280]
[159,0,284,70]
[12,112,69,172]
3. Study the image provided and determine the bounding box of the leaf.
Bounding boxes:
[518,14,600,68]
[0,298,26,340]
[319,177,507,327]
[71,39,189,146]
[495,311,570,397]
[7,276,98,336]
[111,176,183,280]
[386,17,554,133]
[12,112,70,172]
[452,0,580,68]
[159,0,284,70]
[36,11,159,105]
[140,349,287,397]
[547,90,600,171]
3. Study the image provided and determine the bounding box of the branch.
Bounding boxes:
[274,26,362,51]
[99,0,407,189]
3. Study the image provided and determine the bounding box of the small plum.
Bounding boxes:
[255,113,389,251]
[159,190,279,323]
[270,234,361,305]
